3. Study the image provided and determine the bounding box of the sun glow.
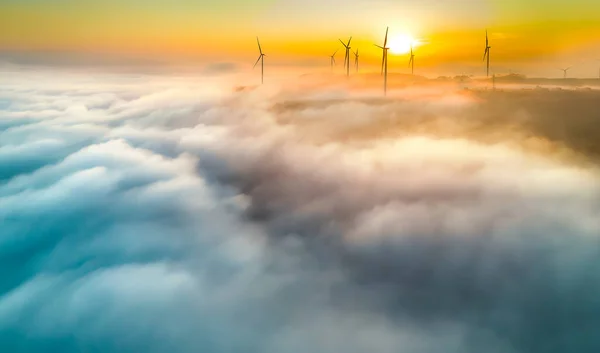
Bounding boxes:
[388,34,417,55]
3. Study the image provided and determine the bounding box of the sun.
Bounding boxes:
[388,34,417,55]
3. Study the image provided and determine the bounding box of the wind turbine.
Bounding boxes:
[559,67,571,79]
[483,29,491,77]
[254,37,266,84]
[339,37,352,77]
[374,27,390,95]
[353,48,359,73]
[330,49,338,73]
[408,44,415,75]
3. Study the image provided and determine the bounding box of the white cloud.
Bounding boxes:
[1,66,600,353]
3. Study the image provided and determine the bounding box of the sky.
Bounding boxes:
[1,0,599,75]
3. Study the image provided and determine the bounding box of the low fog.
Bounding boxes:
[1,66,600,353]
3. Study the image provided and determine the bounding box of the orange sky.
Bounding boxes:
[1,0,599,75]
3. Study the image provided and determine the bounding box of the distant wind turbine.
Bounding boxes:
[483,29,491,77]
[559,67,571,79]
[254,37,266,84]
[408,44,415,75]
[353,49,359,73]
[375,27,390,95]
[330,49,338,73]
[339,37,352,77]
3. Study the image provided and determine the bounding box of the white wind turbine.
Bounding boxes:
[339,37,352,77]
[374,27,390,95]
[253,37,266,84]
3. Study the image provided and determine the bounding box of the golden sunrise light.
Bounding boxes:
[388,34,419,55]
[1,1,600,352]
[0,0,599,76]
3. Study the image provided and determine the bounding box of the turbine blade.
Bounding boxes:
[257,37,262,54]
[347,37,352,46]
[339,39,347,47]
[384,27,389,47]
[374,44,384,49]
[253,55,262,68]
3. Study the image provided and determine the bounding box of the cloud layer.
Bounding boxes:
[1,67,600,353]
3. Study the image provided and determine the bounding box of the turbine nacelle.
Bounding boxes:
[483,46,491,60]
[339,37,352,49]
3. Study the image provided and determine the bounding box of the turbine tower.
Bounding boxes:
[254,37,266,84]
[483,30,491,77]
[408,44,415,75]
[330,49,338,73]
[353,49,359,73]
[339,37,352,77]
[560,67,571,79]
[374,27,390,95]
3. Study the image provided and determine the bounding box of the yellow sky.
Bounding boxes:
[0,0,599,69]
